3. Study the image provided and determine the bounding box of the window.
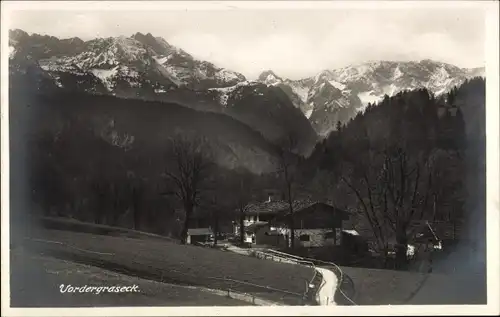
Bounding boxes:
[299,234,310,242]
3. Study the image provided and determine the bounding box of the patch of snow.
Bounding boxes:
[430,77,455,95]
[313,70,335,84]
[357,90,382,106]
[56,36,145,71]
[430,66,450,83]
[154,56,169,65]
[289,83,310,103]
[39,60,83,74]
[328,80,346,91]
[164,66,189,83]
[215,68,240,83]
[266,74,276,82]
[91,66,119,91]
[114,36,147,60]
[9,46,16,59]
[209,81,260,106]
[263,73,281,85]
[153,58,184,86]
[382,83,399,96]
[353,64,371,76]
[305,108,313,119]
[208,80,256,93]
[393,66,403,79]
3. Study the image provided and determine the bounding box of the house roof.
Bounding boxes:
[243,200,290,215]
[187,228,213,236]
[270,201,350,222]
[244,199,349,216]
[244,222,269,233]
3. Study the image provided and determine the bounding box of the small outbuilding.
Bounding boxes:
[187,228,213,245]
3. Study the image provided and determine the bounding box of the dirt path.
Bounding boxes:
[315,267,338,306]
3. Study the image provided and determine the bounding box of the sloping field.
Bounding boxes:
[407,271,486,305]
[17,227,315,305]
[341,265,486,305]
[339,266,427,305]
[33,217,179,242]
[10,248,248,307]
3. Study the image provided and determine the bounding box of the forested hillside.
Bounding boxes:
[302,77,485,268]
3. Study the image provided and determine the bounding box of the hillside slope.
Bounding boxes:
[9,85,282,175]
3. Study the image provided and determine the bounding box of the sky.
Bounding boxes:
[7,2,487,80]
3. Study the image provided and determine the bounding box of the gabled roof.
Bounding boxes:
[187,228,213,236]
[243,200,290,215]
[267,201,350,230]
[270,201,350,222]
[243,199,348,216]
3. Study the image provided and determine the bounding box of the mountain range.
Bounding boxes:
[9,29,485,173]
[258,60,484,136]
[9,29,318,158]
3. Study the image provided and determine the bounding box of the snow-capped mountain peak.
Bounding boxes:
[9,28,485,141]
[258,70,283,86]
[11,30,247,96]
[62,36,149,70]
[254,58,484,137]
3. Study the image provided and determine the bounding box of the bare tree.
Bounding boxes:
[198,173,230,247]
[163,134,213,244]
[233,174,257,245]
[341,145,441,269]
[276,132,301,249]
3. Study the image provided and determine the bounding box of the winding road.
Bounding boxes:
[314,267,338,305]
